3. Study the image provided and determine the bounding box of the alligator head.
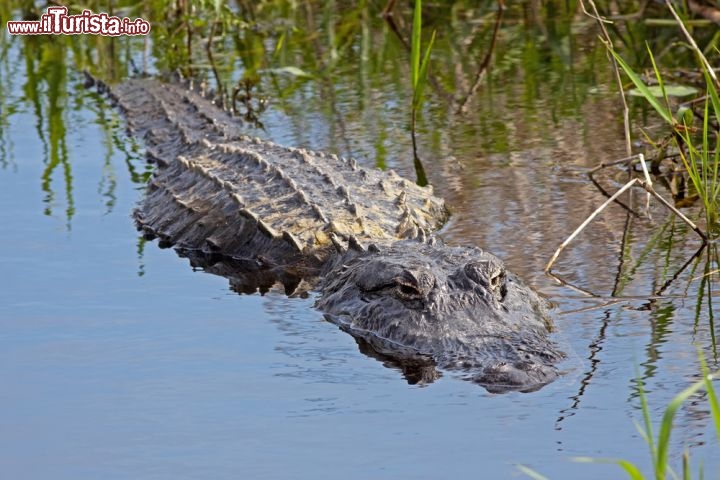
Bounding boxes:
[316,240,563,393]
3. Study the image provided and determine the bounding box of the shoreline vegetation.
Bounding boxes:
[534,2,720,476]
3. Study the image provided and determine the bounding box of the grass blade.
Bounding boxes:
[608,49,674,125]
[412,29,435,110]
[646,44,672,123]
[702,68,720,216]
[616,460,647,480]
[636,375,657,466]
[700,358,720,439]
[411,0,422,89]
[655,379,706,478]
[573,456,646,480]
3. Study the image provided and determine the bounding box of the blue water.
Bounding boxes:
[1,29,719,480]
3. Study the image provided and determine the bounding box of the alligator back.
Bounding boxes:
[108,79,448,272]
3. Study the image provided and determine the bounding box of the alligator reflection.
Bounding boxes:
[179,250,444,386]
[175,248,560,394]
[179,250,447,386]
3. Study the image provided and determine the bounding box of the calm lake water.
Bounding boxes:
[1,4,718,479]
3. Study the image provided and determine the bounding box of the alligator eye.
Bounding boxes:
[399,283,419,295]
[464,261,505,292]
[394,281,422,300]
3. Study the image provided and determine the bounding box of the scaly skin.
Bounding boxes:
[90,75,564,392]
[317,242,561,392]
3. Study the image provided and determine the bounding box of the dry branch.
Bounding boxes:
[545,155,708,273]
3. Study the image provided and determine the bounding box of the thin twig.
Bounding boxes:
[691,269,720,281]
[588,154,643,217]
[547,154,708,273]
[381,0,397,19]
[545,178,639,272]
[588,154,644,174]
[455,0,504,115]
[665,0,720,88]
[559,299,627,315]
[637,153,652,184]
[545,271,601,297]
[637,177,707,241]
[583,0,633,156]
[589,171,641,217]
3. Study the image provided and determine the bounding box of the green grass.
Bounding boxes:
[520,360,720,479]
[409,0,435,160]
[677,79,720,233]
[609,43,720,235]
[410,0,435,121]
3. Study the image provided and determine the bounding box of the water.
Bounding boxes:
[1,4,719,479]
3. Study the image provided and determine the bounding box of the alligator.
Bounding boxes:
[89,75,564,393]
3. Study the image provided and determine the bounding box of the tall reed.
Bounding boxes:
[409,0,435,161]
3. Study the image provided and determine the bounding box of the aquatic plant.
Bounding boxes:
[579,363,719,480]
[545,1,719,301]
[520,359,720,480]
[409,0,435,161]
[610,46,720,235]
[604,0,720,236]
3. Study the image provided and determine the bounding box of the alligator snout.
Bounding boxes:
[474,360,559,393]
